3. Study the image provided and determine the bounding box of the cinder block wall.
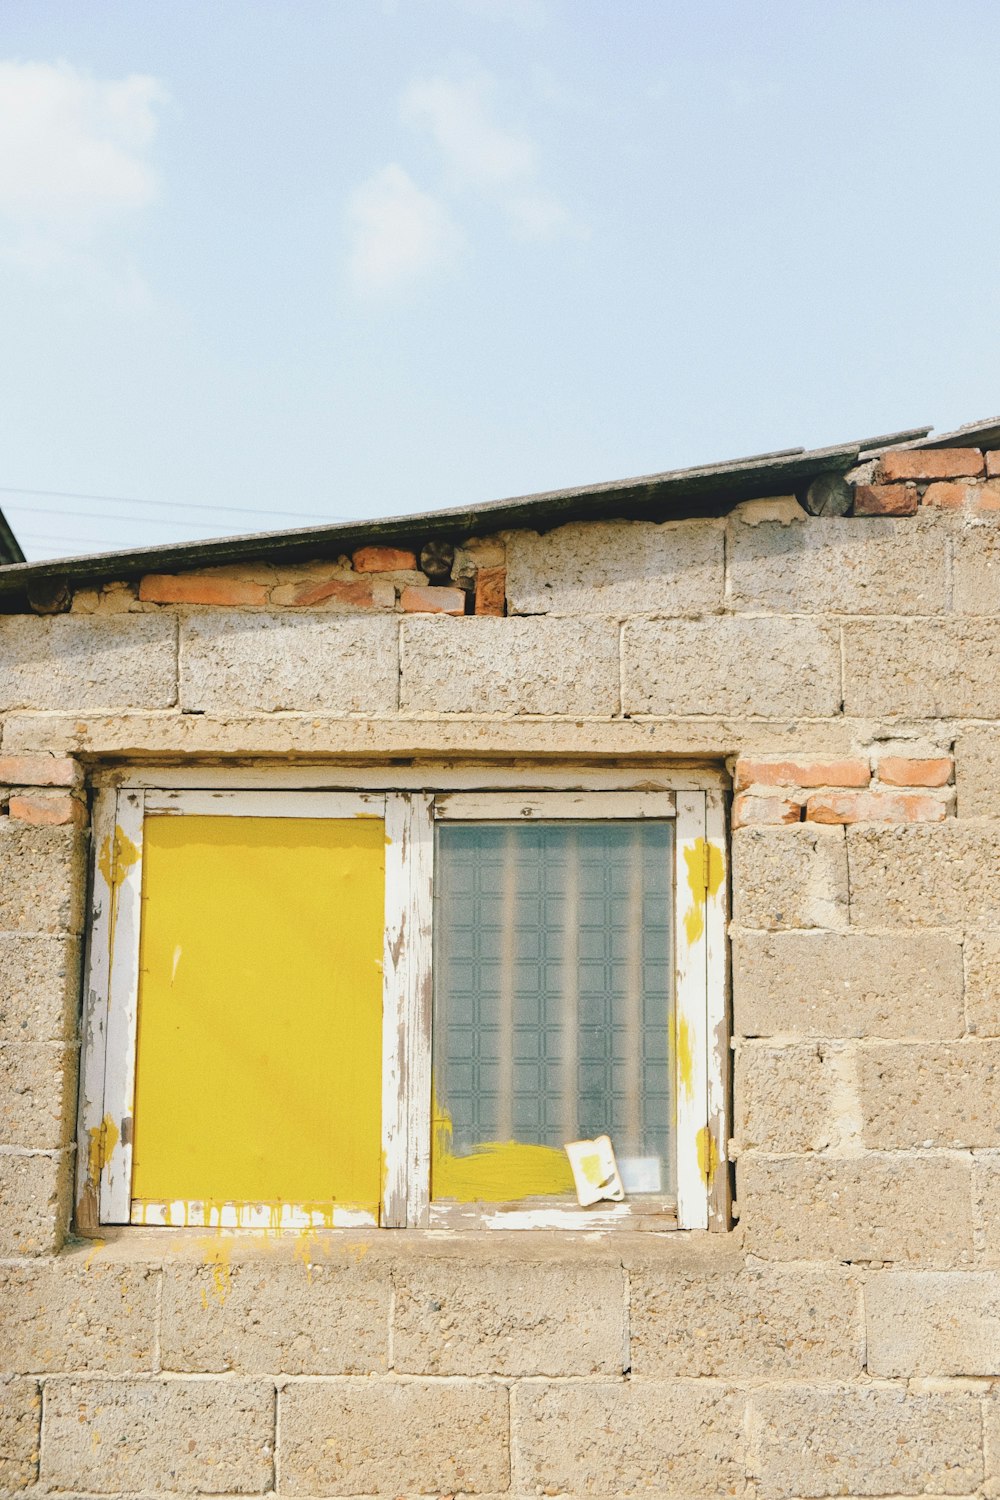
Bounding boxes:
[2,449,1000,1496]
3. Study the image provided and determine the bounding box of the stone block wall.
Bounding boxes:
[3,447,1000,1495]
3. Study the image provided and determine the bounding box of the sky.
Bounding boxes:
[2,1,1000,562]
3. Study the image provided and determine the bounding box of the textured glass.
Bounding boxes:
[433,820,674,1195]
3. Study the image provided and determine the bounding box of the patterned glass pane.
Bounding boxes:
[432,821,674,1201]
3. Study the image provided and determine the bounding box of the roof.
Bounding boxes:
[0,505,24,567]
[0,418,973,603]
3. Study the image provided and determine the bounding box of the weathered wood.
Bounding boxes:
[803,473,853,517]
[26,575,71,613]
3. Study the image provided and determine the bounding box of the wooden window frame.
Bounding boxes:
[77,770,728,1234]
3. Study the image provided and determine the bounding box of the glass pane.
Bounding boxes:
[432,820,674,1201]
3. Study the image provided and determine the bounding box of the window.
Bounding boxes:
[77,773,728,1232]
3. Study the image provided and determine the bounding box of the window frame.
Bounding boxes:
[76,768,728,1234]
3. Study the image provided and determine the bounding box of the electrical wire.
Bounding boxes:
[0,485,355,522]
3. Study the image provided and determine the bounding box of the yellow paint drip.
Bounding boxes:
[87,1114,119,1184]
[431,1092,573,1202]
[198,1237,232,1306]
[696,1124,719,1188]
[98,826,139,891]
[676,1014,695,1099]
[682,838,724,946]
[131,816,385,1217]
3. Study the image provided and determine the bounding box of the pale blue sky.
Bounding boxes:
[2,0,999,560]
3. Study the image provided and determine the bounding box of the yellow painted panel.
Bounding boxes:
[131,816,384,1214]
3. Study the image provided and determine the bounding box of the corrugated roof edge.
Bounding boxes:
[0,441,861,600]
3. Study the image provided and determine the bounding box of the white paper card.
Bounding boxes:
[565,1135,626,1206]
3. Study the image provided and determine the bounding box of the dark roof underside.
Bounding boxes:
[0,417,976,602]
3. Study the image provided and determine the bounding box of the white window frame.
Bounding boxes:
[77,768,728,1234]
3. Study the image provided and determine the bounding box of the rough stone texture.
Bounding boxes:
[505,519,724,616]
[966,933,1000,1035]
[0,823,85,937]
[735,1042,850,1152]
[278,1378,509,1496]
[848,823,1000,928]
[741,1155,974,1264]
[731,825,849,931]
[728,515,948,613]
[732,930,964,1039]
[630,1263,862,1378]
[623,615,841,717]
[975,1156,1000,1264]
[0,614,177,710]
[952,528,1000,614]
[867,1271,1000,1376]
[180,611,399,713]
[0,1151,71,1256]
[0,935,80,1043]
[400,615,620,715]
[956,727,1000,818]
[859,1042,1000,1148]
[844,620,1000,717]
[41,1377,274,1494]
[748,1386,983,1498]
[392,1257,625,1376]
[511,1380,747,1498]
[160,1257,391,1374]
[0,1261,157,1373]
[0,1376,39,1491]
[0,1043,75,1149]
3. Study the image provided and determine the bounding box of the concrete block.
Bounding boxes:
[160,1257,391,1374]
[41,1377,274,1494]
[0,1151,72,1256]
[728,515,948,614]
[180,612,399,713]
[0,614,176,711]
[0,1044,75,1149]
[966,933,1000,1035]
[733,930,964,1038]
[623,615,842,717]
[953,529,1000,614]
[848,824,1000,928]
[731,825,848,931]
[392,1257,626,1376]
[278,1378,509,1496]
[505,519,724,616]
[630,1263,862,1378]
[741,1154,974,1264]
[859,1042,1000,1148]
[844,620,1000,717]
[735,1042,850,1153]
[0,1377,40,1492]
[976,1156,1000,1264]
[0,823,85,937]
[0,1262,157,1373]
[511,1380,746,1497]
[956,727,1000,817]
[749,1385,983,1498]
[0,936,80,1044]
[868,1271,1000,1376]
[400,615,620,715]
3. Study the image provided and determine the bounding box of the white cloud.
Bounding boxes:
[0,60,165,232]
[346,164,462,297]
[401,74,535,189]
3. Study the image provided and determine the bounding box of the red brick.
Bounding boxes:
[353,546,417,573]
[805,791,946,825]
[399,586,466,615]
[854,483,918,517]
[922,481,968,510]
[877,448,984,482]
[0,755,80,788]
[732,793,801,829]
[285,578,375,608]
[878,755,953,788]
[474,565,506,616]
[8,793,86,827]
[734,757,870,792]
[139,574,269,606]
[973,480,1000,512]
[986,451,1000,478]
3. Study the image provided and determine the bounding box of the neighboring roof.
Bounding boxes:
[0,417,980,603]
[0,505,25,566]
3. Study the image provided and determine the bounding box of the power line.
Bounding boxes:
[4,505,323,534]
[0,484,356,522]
